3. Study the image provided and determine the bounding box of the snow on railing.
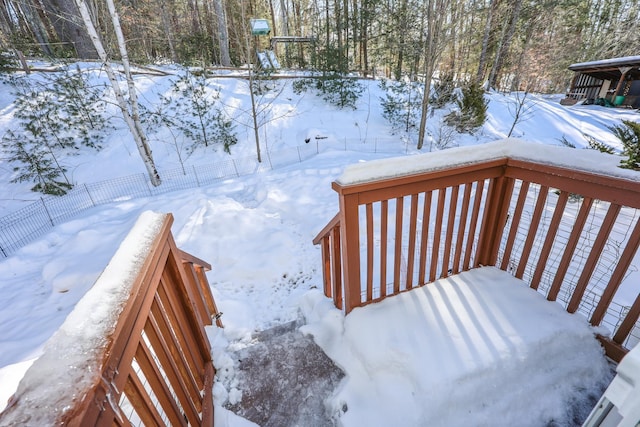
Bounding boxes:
[314,140,640,363]
[0,212,222,426]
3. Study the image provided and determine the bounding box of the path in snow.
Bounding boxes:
[226,319,344,426]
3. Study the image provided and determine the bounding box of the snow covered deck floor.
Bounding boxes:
[301,267,614,426]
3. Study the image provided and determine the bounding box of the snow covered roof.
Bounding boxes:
[568,56,640,81]
[336,139,637,187]
[569,55,640,71]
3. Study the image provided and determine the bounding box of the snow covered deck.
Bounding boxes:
[302,266,613,426]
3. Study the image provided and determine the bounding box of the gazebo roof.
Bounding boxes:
[569,55,640,80]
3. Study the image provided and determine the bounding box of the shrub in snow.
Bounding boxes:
[430,73,456,108]
[446,82,488,133]
[610,120,640,170]
[379,78,422,134]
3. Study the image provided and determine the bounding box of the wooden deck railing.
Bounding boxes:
[314,141,640,363]
[0,212,223,426]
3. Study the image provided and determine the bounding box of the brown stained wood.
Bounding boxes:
[500,181,530,271]
[193,264,216,323]
[547,197,594,302]
[597,335,628,364]
[590,218,640,326]
[124,372,166,427]
[167,236,213,360]
[613,292,640,345]
[530,191,569,291]
[453,184,472,275]
[314,155,640,363]
[332,160,506,199]
[442,186,459,278]
[16,214,217,427]
[135,340,188,427]
[366,203,374,301]
[193,264,223,328]
[568,204,621,314]
[331,226,343,309]
[405,194,419,289]
[505,160,640,210]
[201,363,216,427]
[149,298,202,413]
[104,241,172,419]
[157,278,205,388]
[321,237,331,298]
[515,185,550,279]
[475,178,499,267]
[313,213,340,245]
[393,197,404,294]
[380,200,389,297]
[465,180,485,270]
[430,189,447,282]
[180,261,210,328]
[340,193,362,313]
[476,176,514,267]
[178,249,212,271]
[145,313,200,421]
[418,192,432,285]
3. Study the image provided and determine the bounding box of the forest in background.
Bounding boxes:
[0,0,639,93]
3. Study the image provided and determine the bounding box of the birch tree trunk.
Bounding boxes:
[74,0,161,186]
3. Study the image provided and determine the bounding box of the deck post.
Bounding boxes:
[475,171,512,267]
[335,184,362,313]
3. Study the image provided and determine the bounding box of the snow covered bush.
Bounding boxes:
[610,120,640,170]
[379,78,422,134]
[1,67,108,195]
[446,82,488,133]
[147,69,238,154]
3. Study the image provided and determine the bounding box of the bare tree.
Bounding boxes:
[416,0,451,150]
[74,0,161,186]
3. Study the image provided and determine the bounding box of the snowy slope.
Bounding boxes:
[0,64,638,425]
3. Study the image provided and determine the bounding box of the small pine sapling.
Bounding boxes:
[379,78,422,134]
[610,120,640,170]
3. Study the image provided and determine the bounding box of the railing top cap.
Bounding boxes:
[0,211,169,426]
[336,138,637,187]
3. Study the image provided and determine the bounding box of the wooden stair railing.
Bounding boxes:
[0,212,222,426]
[314,141,640,363]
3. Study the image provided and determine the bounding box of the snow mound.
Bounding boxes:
[301,266,613,427]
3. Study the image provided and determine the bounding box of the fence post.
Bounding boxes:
[40,197,55,226]
[266,151,273,169]
[83,184,96,207]
[297,147,302,162]
[232,159,240,177]
[143,174,153,196]
[192,165,201,187]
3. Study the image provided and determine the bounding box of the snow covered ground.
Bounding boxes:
[0,64,639,425]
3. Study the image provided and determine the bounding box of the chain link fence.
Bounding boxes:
[0,138,410,258]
